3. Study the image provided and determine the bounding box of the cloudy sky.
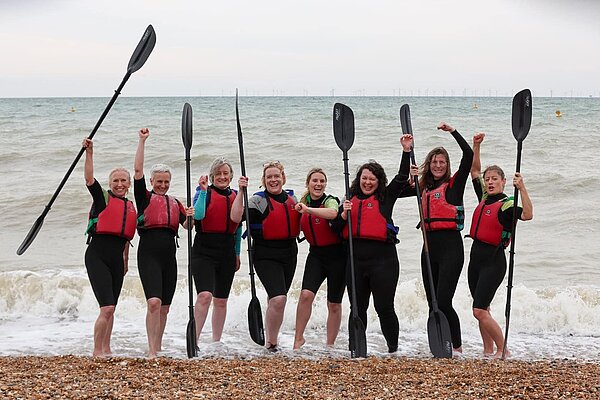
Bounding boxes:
[1,0,598,97]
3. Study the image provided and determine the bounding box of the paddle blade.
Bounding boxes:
[127,24,156,74]
[427,310,453,358]
[399,104,413,135]
[248,297,265,346]
[349,316,367,358]
[333,103,355,152]
[182,102,193,151]
[512,89,532,142]
[16,214,46,255]
[186,319,198,358]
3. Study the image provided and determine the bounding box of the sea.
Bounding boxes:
[0,95,598,361]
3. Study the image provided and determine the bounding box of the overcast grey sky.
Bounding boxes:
[1,0,598,97]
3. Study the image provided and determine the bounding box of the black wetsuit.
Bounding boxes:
[134,177,186,306]
[407,130,473,350]
[331,153,413,352]
[300,195,346,304]
[468,182,523,310]
[192,185,239,299]
[85,180,129,307]
[247,190,298,299]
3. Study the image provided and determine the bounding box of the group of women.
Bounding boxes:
[82,122,532,358]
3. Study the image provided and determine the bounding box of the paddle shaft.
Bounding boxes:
[342,151,359,319]
[503,140,523,358]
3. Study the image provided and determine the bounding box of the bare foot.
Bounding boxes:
[494,349,510,359]
[483,352,494,358]
[293,338,305,350]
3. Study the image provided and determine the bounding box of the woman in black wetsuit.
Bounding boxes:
[331,134,415,354]
[233,161,300,351]
[83,138,137,357]
[293,168,346,350]
[468,132,533,357]
[192,157,242,343]
[134,128,194,358]
[415,122,473,354]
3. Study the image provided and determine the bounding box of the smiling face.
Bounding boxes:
[307,171,327,199]
[109,169,131,197]
[211,164,232,190]
[483,168,506,196]
[430,154,448,180]
[263,166,284,195]
[150,172,171,195]
[359,168,379,196]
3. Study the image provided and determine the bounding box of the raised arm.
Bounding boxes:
[231,176,248,223]
[134,128,149,180]
[83,138,95,186]
[514,173,533,221]
[471,132,485,180]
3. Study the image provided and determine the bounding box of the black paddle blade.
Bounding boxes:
[512,89,532,142]
[186,319,198,358]
[427,310,453,358]
[350,316,367,358]
[127,24,156,74]
[399,104,413,135]
[248,297,265,346]
[16,213,46,255]
[333,103,355,152]
[182,102,193,152]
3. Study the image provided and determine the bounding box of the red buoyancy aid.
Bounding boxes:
[139,193,182,233]
[342,195,388,242]
[300,196,341,247]
[422,183,465,231]
[199,188,239,234]
[261,192,301,240]
[88,192,137,240]
[470,197,510,247]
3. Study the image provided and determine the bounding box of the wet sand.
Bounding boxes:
[1,355,598,399]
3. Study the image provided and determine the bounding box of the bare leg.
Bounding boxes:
[478,307,495,356]
[157,304,170,352]
[473,308,507,358]
[326,301,342,347]
[194,292,212,341]
[145,297,162,358]
[93,305,115,357]
[102,311,115,356]
[265,295,287,348]
[294,290,315,349]
[211,298,228,342]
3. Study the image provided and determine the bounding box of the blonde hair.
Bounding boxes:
[300,168,327,205]
[209,157,234,183]
[108,167,131,183]
[261,161,286,187]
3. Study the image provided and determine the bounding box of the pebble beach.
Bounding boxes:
[1,355,598,399]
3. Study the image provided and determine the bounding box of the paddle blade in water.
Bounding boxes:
[248,297,265,346]
[16,213,46,255]
[427,310,453,358]
[127,24,156,74]
[399,104,413,135]
[182,102,193,152]
[186,319,198,358]
[333,103,355,152]
[350,315,367,358]
[512,89,532,142]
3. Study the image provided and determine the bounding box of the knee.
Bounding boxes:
[196,291,213,307]
[269,296,287,313]
[99,305,115,319]
[212,297,228,309]
[327,302,342,316]
[147,298,162,313]
[472,307,488,320]
[299,290,315,305]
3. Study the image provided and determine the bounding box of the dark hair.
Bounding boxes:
[349,161,387,201]
[483,165,505,180]
[418,146,451,191]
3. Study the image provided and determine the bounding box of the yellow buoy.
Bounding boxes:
[69,107,76,112]
[555,110,562,118]
[472,103,479,109]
